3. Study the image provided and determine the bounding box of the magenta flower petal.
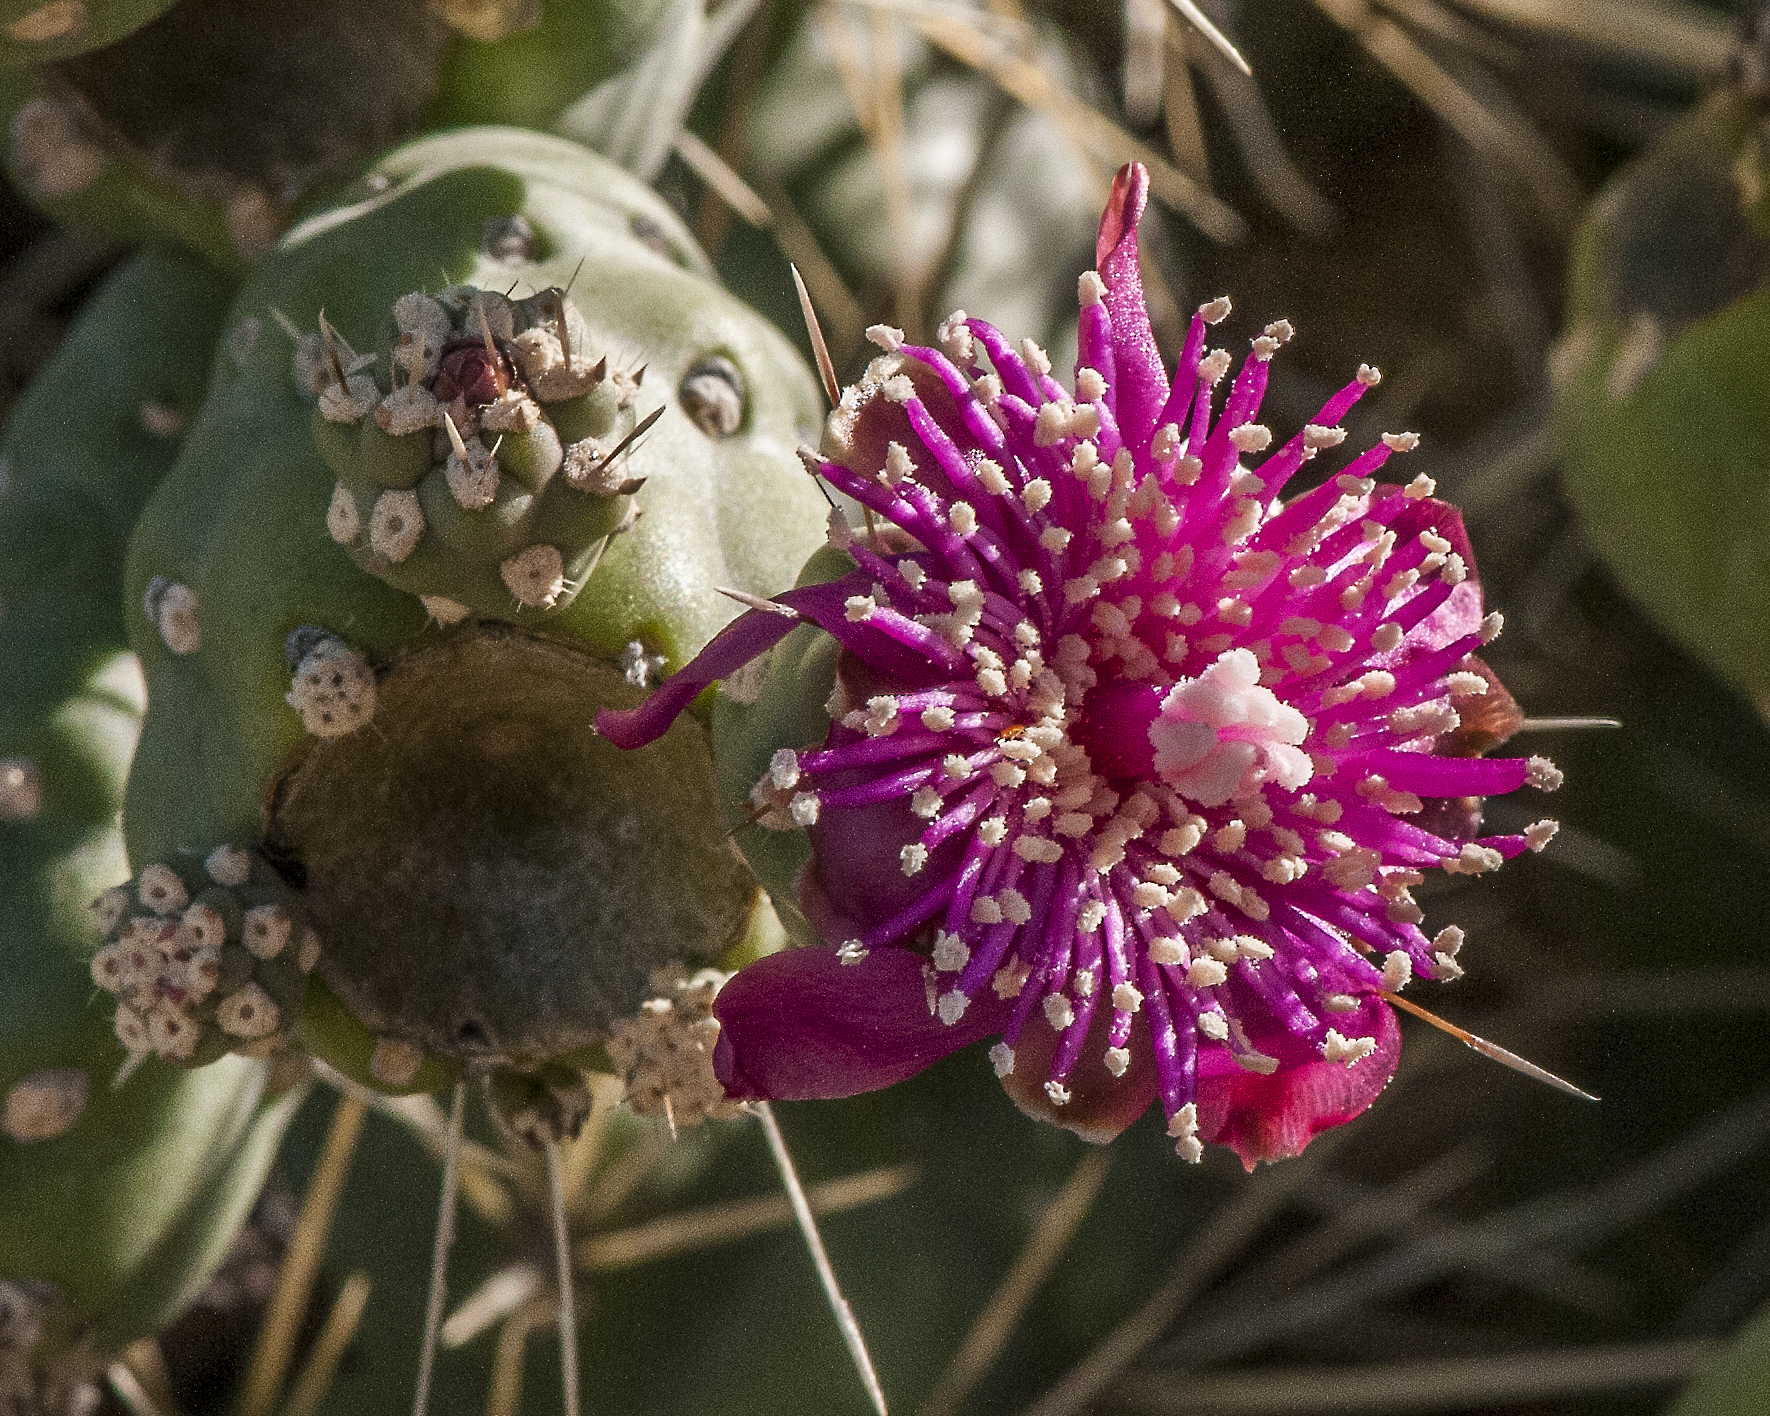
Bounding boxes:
[713,945,1012,1101]
[618,162,1561,1164]
[596,579,868,749]
[1091,163,1169,456]
[597,606,806,748]
[1196,998,1400,1170]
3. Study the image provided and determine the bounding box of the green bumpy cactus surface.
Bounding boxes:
[1,249,300,1352]
[117,125,826,1095]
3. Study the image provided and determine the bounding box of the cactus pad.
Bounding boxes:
[115,127,825,1088]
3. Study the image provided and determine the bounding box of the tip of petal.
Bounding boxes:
[1098,162,1151,271]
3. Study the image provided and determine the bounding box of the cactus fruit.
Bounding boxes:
[115,126,825,1090]
[1,248,300,1354]
[302,283,648,620]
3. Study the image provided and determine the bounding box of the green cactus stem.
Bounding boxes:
[0,0,175,66]
[1,70,248,268]
[1,0,542,266]
[117,126,826,1089]
[1555,74,1770,711]
[1,249,300,1354]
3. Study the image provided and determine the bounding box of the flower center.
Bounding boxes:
[1151,648,1314,807]
[1078,648,1314,807]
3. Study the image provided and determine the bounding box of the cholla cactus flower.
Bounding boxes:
[599,164,1560,1168]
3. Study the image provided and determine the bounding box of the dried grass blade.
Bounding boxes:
[546,1143,581,1416]
[1448,0,1729,75]
[116,1343,183,1416]
[237,1093,368,1416]
[909,9,1246,242]
[921,1150,1110,1416]
[485,1296,556,1416]
[867,8,924,334]
[768,184,868,370]
[581,1162,916,1270]
[1020,1140,1335,1416]
[1113,1339,1720,1413]
[675,129,775,228]
[1178,24,1334,236]
[412,1083,466,1416]
[1306,0,1581,229]
[315,1062,518,1227]
[442,1264,545,1350]
[278,1272,372,1416]
[756,1102,890,1416]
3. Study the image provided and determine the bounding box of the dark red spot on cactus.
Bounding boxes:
[437,340,516,406]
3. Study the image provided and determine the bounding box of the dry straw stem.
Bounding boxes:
[1305,0,1583,230]
[1172,21,1335,237]
[693,0,776,258]
[854,0,1246,241]
[920,1150,1111,1416]
[864,8,924,334]
[578,1161,918,1270]
[674,130,774,229]
[317,1065,517,1227]
[442,1265,543,1350]
[1447,0,1730,74]
[411,1083,467,1416]
[1221,1142,1491,1303]
[1154,1087,1770,1369]
[278,1272,372,1416]
[117,1341,183,1416]
[1021,1138,1341,1416]
[1267,1144,1620,1315]
[1376,0,1521,68]
[757,1101,890,1416]
[812,2,924,333]
[236,1093,368,1416]
[917,85,1017,327]
[545,1144,581,1416]
[109,1359,172,1416]
[551,1074,632,1221]
[765,181,868,369]
[1160,19,1211,184]
[486,1294,560,1416]
[1113,1338,1721,1413]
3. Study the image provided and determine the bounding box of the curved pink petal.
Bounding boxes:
[1195,1001,1401,1171]
[1095,162,1169,454]
[999,1009,1158,1143]
[595,580,864,748]
[713,946,1012,1101]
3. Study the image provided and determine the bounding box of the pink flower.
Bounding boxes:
[600,164,1560,1168]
